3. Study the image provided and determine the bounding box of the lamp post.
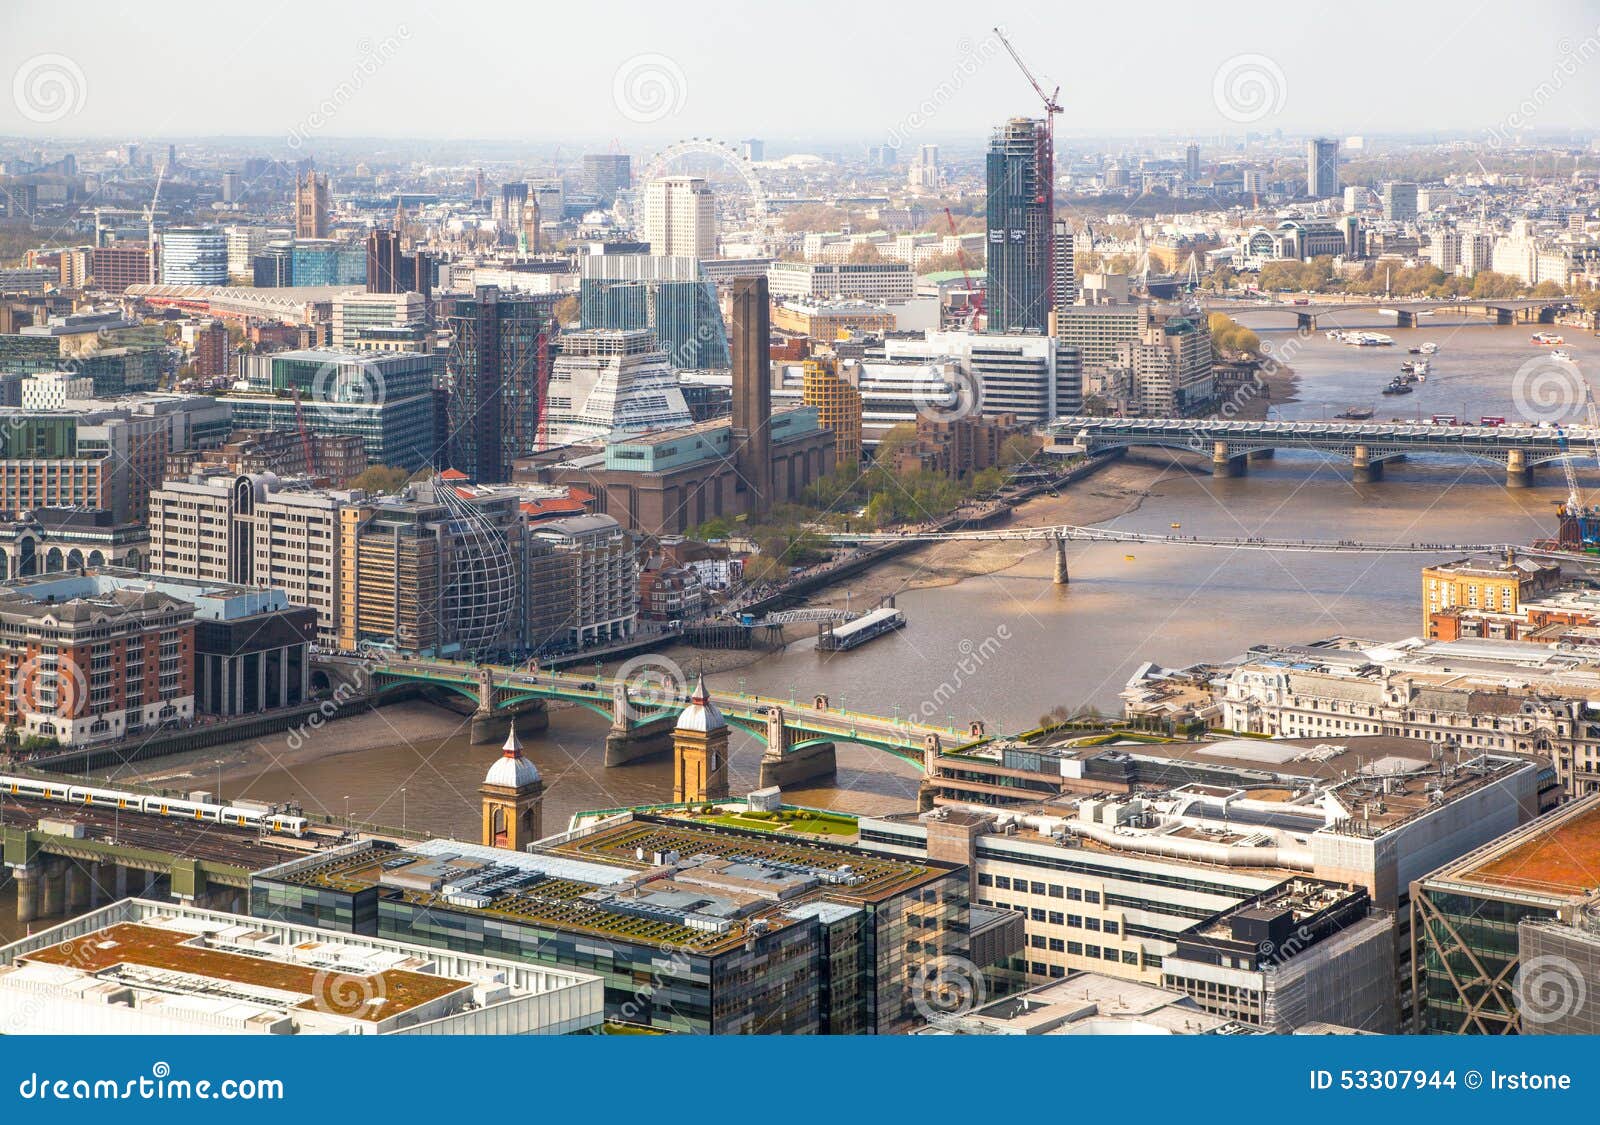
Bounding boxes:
[401,788,407,832]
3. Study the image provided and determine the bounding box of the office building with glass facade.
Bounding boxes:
[1411,793,1600,1033]
[580,276,729,371]
[226,349,441,469]
[252,815,972,1034]
[289,239,366,286]
[160,227,228,286]
[445,286,556,482]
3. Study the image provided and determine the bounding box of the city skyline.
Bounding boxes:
[3,1,1600,143]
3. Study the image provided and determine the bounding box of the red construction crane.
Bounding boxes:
[944,207,983,327]
[993,25,1061,310]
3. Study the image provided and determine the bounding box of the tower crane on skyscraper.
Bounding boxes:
[142,163,165,285]
[993,26,1061,308]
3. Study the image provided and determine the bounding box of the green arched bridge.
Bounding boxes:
[316,655,988,774]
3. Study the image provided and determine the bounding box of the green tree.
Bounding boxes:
[350,465,412,494]
[864,492,896,528]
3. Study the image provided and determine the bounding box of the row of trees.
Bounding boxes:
[1249,256,1573,302]
[691,425,1041,577]
[1207,313,1262,358]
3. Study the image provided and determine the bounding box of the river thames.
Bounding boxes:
[107,314,1600,840]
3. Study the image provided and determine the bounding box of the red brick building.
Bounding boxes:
[0,575,195,746]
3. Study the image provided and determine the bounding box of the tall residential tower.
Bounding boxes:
[986,118,1052,334]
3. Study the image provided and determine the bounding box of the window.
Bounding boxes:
[1030,908,1045,922]
[1085,890,1101,904]
[978,873,994,887]
[1067,887,1083,901]
[1102,948,1119,961]
[1084,918,1101,932]
[1048,938,1065,953]
[1048,964,1065,978]
[995,876,1011,890]
[1049,884,1064,898]
[1031,935,1046,949]
[1122,951,1138,965]
[1104,921,1119,935]
[1067,914,1082,928]
[1030,881,1046,895]
[1085,944,1101,958]
[1048,911,1064,926]
[1031,962,1047,976]
[1068,942,1083,956]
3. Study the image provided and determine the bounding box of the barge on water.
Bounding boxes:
[816,605,906,652]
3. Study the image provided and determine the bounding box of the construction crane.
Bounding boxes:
[142,163,165,285]
[944,207,983,327]
[993,26,1061,310]
[1550,404,1600,552]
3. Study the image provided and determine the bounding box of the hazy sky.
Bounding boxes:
[3,0,1600,146]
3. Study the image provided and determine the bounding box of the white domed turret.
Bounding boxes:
[483,722,541,790]
[675,675,725,734]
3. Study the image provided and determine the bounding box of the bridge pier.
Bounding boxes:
[1297,312,1317,330]
[13,864,38,924]
[1506,449,1533,489]
[1352,444,1383,483]
[919,737,941,812]
[88,861,110,906]
[39,859,64,919]
[756,706,837,789]
[1395,310,1416,328]
[471,699,548,745]
[1052,536,1069,585]
[605,713,678,766]
[65,861,89,913]
[759,741,836,790]
[1211,442,1247,478]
